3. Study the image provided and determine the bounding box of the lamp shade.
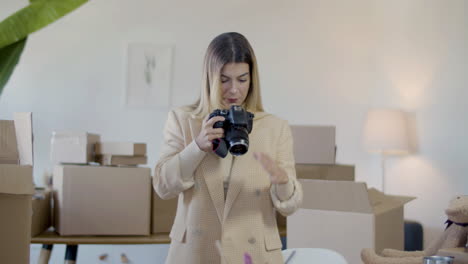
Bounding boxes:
[363,109,409,155]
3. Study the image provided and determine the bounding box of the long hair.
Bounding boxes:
[187,32,264,118]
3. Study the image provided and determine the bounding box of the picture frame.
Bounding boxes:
[125,43,173,109]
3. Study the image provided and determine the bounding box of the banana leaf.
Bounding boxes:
[0,38,27,96]
[0,0,88,97]
[0,0,88,49]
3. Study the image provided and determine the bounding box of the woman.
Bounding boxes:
[154,32,302,264]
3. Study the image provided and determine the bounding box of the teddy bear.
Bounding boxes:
[361,195,468,264]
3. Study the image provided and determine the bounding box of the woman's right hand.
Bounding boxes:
[195,115,225,152]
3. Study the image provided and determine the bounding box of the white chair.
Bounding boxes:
[282,248,348,264]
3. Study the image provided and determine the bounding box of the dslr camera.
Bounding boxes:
[209,105,254,158]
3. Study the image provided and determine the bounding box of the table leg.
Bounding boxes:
[64,245,78,264]
[38,244,53,264]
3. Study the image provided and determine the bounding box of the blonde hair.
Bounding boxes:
[187,32,264,118]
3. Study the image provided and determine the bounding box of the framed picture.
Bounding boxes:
[125,43,173,109]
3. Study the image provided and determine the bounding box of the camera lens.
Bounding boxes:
[226,126,250,155]
[229,139,249,156]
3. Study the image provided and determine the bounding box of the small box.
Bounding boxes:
[0,120,19,164]
[31,188,52,237]
[96,155,147,166]
[291,125,335,164]
[287,179,415,264]
[0,164,34,264]
[50,131,100,164]
[95,142,146,156]
[53,165,151,235]
[151,188,177,234]
[437,248,468,264]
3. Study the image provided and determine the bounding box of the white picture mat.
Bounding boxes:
[126,43,173,109]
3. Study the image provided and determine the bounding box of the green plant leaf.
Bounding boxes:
[0,38,27,96]
[0,0,88,49]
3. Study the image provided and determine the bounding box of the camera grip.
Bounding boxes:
[212,138,228,158]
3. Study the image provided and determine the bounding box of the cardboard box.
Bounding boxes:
[0,120,19,164]
[277,164,355,229]
[95,142,146,156]
[296,164,354,181]
[287,179,415,264]
[50,131,100,164]
[53,165,151,235]
[291,125,336,164]
[151,189,177,234]
[96,155,147,166]
[438,248,468,264]
[31,188,51,237]
[0,164,34,264]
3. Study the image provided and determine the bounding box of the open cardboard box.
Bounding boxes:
[277,164,355,229]
[0,113,35,264]
[288,179,415,264]
[0,165,34,264]
[0,120,19,164]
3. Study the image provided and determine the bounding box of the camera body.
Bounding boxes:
[209,105,254,158]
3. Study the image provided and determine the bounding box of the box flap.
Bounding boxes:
[299,179,373,213]
[14,113,33,166]
[0,164,34,195]
[0,120,19,163]
[296,164,355,181]
[368,188,416,214]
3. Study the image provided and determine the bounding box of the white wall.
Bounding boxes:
[1,0,467,263]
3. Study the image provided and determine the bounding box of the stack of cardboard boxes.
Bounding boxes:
[0,114,36,264]
[286,125,415,264]
[95,141,177,235]
[51,133,152,235]
[50,133,177,236]
[277,126,354,228]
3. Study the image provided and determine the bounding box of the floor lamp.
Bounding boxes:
[363,109,410,193]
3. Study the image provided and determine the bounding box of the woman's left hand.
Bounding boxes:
[253,152,289,184]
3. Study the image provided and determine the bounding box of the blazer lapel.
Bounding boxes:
[188,117,229,224]
[199,155,226,224]
[223,155,245,223]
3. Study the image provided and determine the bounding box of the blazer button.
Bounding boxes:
[193,229,202,236]
[255,189,261,197]
[248,237,256,244]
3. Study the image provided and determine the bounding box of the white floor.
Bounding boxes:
[30,244,170,264]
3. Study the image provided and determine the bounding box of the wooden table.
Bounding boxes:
[31,230,171,245]
[31,231,171,264]
[32,227,286,244]
[31,228,286,263]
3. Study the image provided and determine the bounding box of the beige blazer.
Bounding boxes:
[154,107,302,264]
